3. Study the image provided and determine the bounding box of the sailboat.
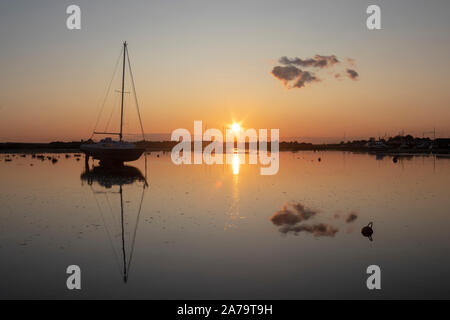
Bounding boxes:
[81,42,145,166]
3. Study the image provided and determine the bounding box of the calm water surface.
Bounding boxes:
[0,151,449,299]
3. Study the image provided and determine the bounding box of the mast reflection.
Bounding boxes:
[80,162,148,283]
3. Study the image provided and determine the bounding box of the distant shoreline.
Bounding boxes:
[1,141,449,155]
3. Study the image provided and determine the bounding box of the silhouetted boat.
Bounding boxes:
[81,42,145,165]
[81,138,144,164]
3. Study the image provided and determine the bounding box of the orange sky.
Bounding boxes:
[1,1,449,142]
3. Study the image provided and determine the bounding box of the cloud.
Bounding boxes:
[279,55,339,68]
[346,212,358,223]
[292,71,319,88]
[272,54,359,89]
[271,65,302,84]
[271,66,319,89]
[346,69,359,80]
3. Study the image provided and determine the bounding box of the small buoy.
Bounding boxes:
[361,222,374,241]
[318,157,321,162]
[393,157,398,163]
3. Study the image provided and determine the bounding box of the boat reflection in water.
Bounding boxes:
[80,161,148,283]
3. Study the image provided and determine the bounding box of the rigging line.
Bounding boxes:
[125,46,146,141]
[90,185,122,277]
[127,183,146,275]
[90,47,124,139]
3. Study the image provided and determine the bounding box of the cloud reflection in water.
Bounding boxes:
[270,202,338,237]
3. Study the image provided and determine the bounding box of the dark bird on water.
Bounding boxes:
[361,222,374,241]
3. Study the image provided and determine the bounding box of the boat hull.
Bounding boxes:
[80,145,145,163]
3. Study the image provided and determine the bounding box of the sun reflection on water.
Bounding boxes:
[232,153,240,175]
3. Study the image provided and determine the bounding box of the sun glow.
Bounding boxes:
[231,123,241,133]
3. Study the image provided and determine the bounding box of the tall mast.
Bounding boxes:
[119,41,127,141]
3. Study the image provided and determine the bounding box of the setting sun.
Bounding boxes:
[231,123,241,133]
